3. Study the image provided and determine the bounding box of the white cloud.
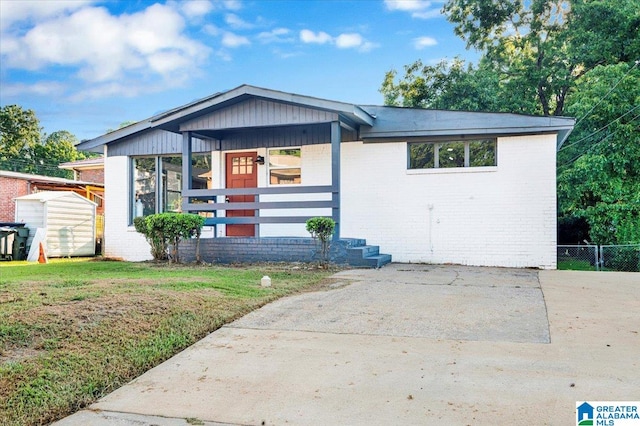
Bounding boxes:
[203,24,221,36]
[225,13,253,29]
[257,28,293,44]
[222,0,242,11]
[384,0,443,19]
[271,47,302,59]
[300,29,332,44]
[413,36,437,49]
[1,81,66,97]
[335,33,363,49]
[221,31,250,47]
[0,3,210,84]
[301,29,377,52]
[180,0,214,18]
[0,0,93,32]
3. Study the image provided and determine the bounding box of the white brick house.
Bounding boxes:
[77,85,574,268]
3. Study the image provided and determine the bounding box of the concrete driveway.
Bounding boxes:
[53,264,639,425]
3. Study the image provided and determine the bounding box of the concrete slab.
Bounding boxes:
[50,410,230,426]
[52,266,640,426]
[230,267,549,343]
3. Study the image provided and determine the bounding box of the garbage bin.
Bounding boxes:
[0,228,15,261]
[13,227,29,261]
[0,223,29,261]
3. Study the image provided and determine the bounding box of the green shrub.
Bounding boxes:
[134,216,167,261]
[134,213,205,263]
[607,246,640,272]
[306,217,335,266]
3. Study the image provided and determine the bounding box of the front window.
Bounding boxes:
[132,154,212,221]
[268,148,301,184]
[408,139,496,169]
[133,158,156,217]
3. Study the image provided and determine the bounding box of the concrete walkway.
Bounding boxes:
[53,264,640,425]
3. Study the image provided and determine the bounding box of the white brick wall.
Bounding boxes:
[104,155,152,261]
[103,134,558,268]
[340,134,557,268]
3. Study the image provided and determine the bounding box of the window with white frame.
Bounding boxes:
[268,148,301,184]
[131,154,211,221]
[408,139,497,169]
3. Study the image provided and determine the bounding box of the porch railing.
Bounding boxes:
[182,185,337,227]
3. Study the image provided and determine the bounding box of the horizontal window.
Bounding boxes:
[269,148,301,185]
[409,139,497,169]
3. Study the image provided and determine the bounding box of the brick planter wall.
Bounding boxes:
[180,237,365,265]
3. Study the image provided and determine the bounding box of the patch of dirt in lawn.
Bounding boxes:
[3,293,195,360]
[0,346,43,365]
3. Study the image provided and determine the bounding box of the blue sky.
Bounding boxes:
[0,0,478,141]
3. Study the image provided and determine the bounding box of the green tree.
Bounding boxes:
[557,63,640,244]
[0,105,42,161]
[382,1,640,116]
[442,0,639,116]
[1,105,89,177]
[38,130,87,165]
[381,57,508,111]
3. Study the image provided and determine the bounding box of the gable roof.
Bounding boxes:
[77,84,575,152]
[78,85,375,151]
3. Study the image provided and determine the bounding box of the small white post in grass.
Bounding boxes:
[261,275,271,287]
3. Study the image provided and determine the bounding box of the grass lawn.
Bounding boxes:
[0,259,335,426]
[557,259,597,271]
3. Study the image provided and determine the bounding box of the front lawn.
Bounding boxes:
[0,259,334,426]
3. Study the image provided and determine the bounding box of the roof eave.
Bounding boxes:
[76,120,152,151]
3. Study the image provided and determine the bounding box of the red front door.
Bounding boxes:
[225,152,257,237]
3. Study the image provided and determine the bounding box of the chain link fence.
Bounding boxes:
[558,244,640,272]
[557,245,599,270]
[600,245,640,272]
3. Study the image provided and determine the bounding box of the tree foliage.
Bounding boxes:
[0,105,89,177]
[0,105,42,160]
[382,0,640,117]
[306,217,336,266]
[558,63,640,244]
[381,58,510,112]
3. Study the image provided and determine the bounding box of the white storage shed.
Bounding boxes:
[14,191,97,257]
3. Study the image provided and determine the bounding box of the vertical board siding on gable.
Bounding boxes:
[180,98,339,131]
[108,129,214,157]
[220,125,332,150]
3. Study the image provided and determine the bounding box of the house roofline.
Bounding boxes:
[77,85,375,152]
[359,106,575,149]
[0,170,103,187]
[58,157,104,170]
[76,86,576,152]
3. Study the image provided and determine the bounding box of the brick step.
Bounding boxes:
[347,245,380,259]
[346,244,392,268]
[348,253,393,268]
